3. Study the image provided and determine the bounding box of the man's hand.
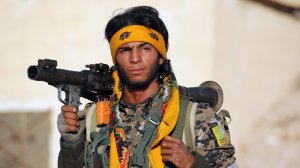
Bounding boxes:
[57,105,87,141]
[61,105,80,133]
[161,136,195,168]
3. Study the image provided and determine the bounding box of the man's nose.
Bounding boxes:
[129,48,142,63]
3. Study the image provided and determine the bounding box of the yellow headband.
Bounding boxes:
[109,25,167,64]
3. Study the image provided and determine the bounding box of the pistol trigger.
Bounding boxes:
[58,84,67,105]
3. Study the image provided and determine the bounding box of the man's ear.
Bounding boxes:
[159,57,164,65]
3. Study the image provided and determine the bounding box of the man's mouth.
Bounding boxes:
[129,68,144,75]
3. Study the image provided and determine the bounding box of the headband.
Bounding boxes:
[109,25,167,64]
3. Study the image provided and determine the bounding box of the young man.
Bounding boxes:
[57,6,237,168]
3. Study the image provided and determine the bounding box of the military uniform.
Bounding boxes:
[58,86,236,168]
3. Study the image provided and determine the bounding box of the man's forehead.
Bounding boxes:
[119,41,152,48]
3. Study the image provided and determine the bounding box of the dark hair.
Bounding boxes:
[104,6,169,50]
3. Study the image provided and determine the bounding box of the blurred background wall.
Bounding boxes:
[0,0,299,167]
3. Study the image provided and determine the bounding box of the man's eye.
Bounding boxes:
[119,48,129,53]
[142,47,151,51]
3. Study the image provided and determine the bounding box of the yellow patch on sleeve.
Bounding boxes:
[212,124,229,147]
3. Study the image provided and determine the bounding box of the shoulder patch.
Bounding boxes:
[212,124,229,147]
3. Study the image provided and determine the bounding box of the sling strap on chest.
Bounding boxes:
[170,96,191,139]
[130,95,163,167]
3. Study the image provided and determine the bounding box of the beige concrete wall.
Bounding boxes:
[0,111,50,168]
[213,0,300,167]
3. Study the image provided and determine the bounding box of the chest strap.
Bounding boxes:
[170,96,191,139]
[130,97,163,167]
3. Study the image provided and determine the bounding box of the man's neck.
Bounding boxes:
[122,81,159,104]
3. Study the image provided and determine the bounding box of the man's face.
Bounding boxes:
[115,41,164,90]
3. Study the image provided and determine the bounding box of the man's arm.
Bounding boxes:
[58,134,85,168]
[57,104,92,168]
[160,102,237,168]
[192,103,237,168]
